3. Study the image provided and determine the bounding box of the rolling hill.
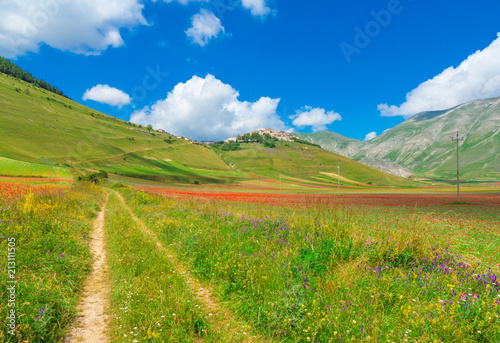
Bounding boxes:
[0,68,408,187]
[215,141,409,187]
[296,97,500,181]
[0,71,233,184]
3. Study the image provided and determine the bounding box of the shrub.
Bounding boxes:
[76,171,108,184]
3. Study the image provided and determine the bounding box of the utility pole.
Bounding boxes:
[451,131,464,202]
[337,158,340,196]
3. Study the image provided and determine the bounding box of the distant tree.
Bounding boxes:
[147,124,153,133]
[77,170,108,184]
[0,56,67,97]
[263,140,276,148]
[221,142,241,151]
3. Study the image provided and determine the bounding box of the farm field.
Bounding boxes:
[1,180,499,342]
[0,156,72,178]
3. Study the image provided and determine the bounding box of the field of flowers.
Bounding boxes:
[121,187,500,342]
[1,180,498,342]
[0,182,105,342]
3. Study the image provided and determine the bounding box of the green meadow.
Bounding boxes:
[0,156,72,178]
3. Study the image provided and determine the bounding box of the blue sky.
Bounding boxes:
[2,0,500,141]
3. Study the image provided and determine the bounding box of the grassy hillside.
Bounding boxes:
[296,98,500,181]
[216,141,410,187]
[0,70,407,187]
[0,72,235,183]
[354,97,500,181]
[0,156,72,177]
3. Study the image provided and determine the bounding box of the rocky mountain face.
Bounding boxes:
[295,131,365,158]
[295,97,500,180]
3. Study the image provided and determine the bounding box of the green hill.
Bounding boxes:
[0,72,233,184]
[215,141,409,187]
[0,67,407,187]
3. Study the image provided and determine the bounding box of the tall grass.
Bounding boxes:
[122,188,500,342]
[0,183,104,342]
[105,190,225,342]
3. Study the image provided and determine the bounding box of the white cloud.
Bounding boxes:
[0,0,148,58]
[162,0,207,4]
[130,74,286,141]
[185,9,224,46]
[241,0,272,17]
[291,106,342,132]
[82,84,131,108]
[364,131,377,141]
[379,33,500,117]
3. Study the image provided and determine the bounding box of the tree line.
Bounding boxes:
[238,132,278,148]
[0,56,68,98]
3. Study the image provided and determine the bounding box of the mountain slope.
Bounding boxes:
[0,72,233,183]
[294,131,365,157]
[296,97,500,181]
[355,97,500,180]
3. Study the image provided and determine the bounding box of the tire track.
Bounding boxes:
[115,192,267,343]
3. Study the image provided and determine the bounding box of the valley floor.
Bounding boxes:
[0,180,499,342]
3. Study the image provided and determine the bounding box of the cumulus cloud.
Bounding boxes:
[186,9,224,46]
[379,33,500,117]
[130,74,286,141]
[241,0,272,17]
[364,131,377,141]
[290,106,342,132]
[82,84,131,108]
[162,0,207,4]
[0,0,149,58]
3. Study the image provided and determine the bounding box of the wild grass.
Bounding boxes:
[0,183,104,342]
[122,188,500,342]
[105,190,223,342]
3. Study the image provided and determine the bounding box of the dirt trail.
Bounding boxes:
[115,192,266,343]
[73,142,193,165]
[65,195,110,343]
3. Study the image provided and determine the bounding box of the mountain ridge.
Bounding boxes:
[295,97,500,180]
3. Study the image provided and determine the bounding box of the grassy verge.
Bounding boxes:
[0,183,104,342]
[121,187,500,342]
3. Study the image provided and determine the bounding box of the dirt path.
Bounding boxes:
[73,142,193,165]
[65,195,110,343]
[115,192,267,343]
